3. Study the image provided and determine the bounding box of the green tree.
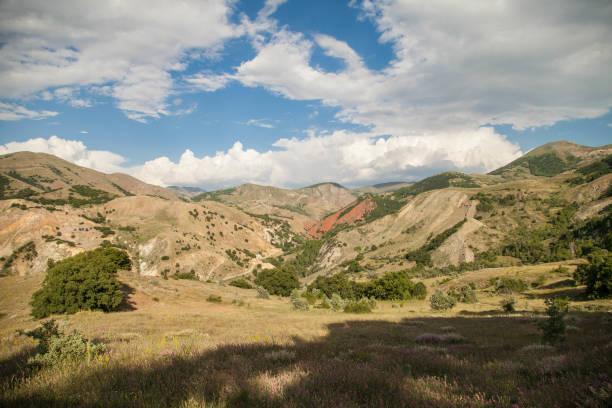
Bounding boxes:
[30,247,131,318]
[574,249,612,298]
[254,266,299,296]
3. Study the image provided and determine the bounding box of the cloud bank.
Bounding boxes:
[1,133,520,189]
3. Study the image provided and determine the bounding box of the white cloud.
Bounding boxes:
[53,87,92,108]
[0,0,238,121]
[1,132,521,189]
[222,0,612,135]
[0,135,125,173]
[79,130,88,134]
[131,127,521,189]
[185,72,231,92]
[245,119,275,129]
[257,0,288,20]
[0,102,58,121]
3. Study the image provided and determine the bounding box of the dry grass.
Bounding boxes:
[1,263,611,407]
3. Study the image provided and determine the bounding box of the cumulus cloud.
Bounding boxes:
[1,132,520,189]
[0,102,58,121]
[131,127,521,189]
[0,136,125,173]
[0,0,238,121]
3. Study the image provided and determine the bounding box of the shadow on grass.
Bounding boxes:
[526,286,588,301]
[118,282,137,311]
[2,313,611,407]
[537,279,576,290]
[0,346,36,389]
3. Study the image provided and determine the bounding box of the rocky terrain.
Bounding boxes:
[1,141,611,286]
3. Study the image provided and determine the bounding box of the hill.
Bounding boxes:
[167,186,206,198]
[489,140,612,178]
[1,141,611,286]
[263,141,612,285]
[0,151,179,205]
[353,181,413,194]
[0,153,294,280]
[192,182,357,234]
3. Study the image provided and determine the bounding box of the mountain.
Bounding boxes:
[489,140,612,178]
[353,181,413,194]
[168,185,206,198]
[0,153,289,280]
[295,141,612,282]
[0,151,179,204]
[192,182,357,234]
[1,141,611,285]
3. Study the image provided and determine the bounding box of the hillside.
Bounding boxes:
[0,151,179,204]
[353,181,413,194]
[489,140,612,178]
[1,141,611,286]
[167,185,206,198]
[260,141,612,286]
[0,153,293,281]
[192,182,357,233]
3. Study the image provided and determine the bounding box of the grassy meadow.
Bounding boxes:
[1,263,611,407]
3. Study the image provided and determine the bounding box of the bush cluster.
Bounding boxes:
[429,290,457,311]
[18,320,104,366]
[254,267,299,296]
[30,247,131,318]
[448,284,477,303]
[229,279,253,289]
[308,270,426,301]
[573,249,612,298]
[490,276,527,294]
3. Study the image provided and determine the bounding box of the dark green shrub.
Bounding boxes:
[412,282,427,300]
[254,267,299,296]
[429,290,456,311]
[501,295,516,313]
[30,247,131,318]
[539,297,569,345]
[302,291,318,305]
[206,295,222,303]
[573,249,612,298]
[491,276,528,294]
[172,271,199,280]
[229,279,253,289]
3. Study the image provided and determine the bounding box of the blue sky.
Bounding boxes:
[0,0,610,189]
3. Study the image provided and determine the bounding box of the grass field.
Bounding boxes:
[1,263,611,407]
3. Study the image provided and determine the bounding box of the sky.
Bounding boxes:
[0,0,611,189]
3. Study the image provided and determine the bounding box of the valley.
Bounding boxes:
[1,140,612,407]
